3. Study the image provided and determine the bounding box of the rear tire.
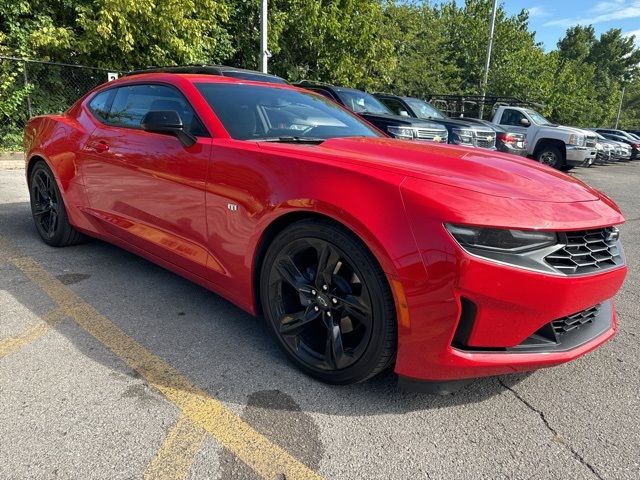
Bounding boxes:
[29,161,85,247]
[259,219,396,384]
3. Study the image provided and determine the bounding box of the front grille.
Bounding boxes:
[551,305,600,335]
[474,130,496,149]
[415,128,447,142]
[544,227,623,275]
[585,136,597,148]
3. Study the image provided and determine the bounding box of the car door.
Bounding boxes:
[81,83,213,278]
[497,108,533,144]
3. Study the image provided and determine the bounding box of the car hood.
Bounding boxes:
[258,137,601,203]
[358,112,447,130]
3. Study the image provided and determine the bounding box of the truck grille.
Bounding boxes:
[544,227,623,275]
[585,135,597,148]
[551,305,600,335]
[415,128,447,142]
[474,130,496,149]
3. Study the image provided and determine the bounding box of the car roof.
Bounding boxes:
[126,65,287,84]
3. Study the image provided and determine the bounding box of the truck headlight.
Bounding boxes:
[387,126,415,139]
[451,128,475,145]
[568,134,585,146]
[446,224,557,253]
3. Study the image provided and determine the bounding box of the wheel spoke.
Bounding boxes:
[275,255,307,291]
[47,210,58,235]
[316,243,340,288]
[341,294,371,324]
[325,319,348,369]
[33,203,51,217]
[279,306,321,335]
[34,175,49,201]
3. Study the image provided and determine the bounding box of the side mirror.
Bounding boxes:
[141,110,196,147]
[520,117,531,127]
[399,110,410,117]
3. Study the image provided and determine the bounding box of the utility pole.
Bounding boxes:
[614,85,625,129]
[260,0,268,73]
[479,0,498,119]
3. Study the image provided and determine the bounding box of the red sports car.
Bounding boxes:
[24,69,627,392]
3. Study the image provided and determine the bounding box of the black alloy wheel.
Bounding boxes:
[29,161,85,247]
[260,220,396,384]
[31,168,60,239]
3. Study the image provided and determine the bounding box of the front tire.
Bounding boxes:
[29,161,85,247]
[536,145,566,170]
[260,219,396,384]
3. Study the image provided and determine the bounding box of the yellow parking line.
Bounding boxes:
[1,237,322,480]
[144,414,207,480]
[0,308,66,359]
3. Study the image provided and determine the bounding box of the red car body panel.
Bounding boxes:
[24,73,627,383]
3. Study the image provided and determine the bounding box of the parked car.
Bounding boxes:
[590,128,640,159]
[457,117,528,157]
[492,106,597,170]
[373,93,496,150]
[594,132,631,162]
[293,81,448,143]
[24,69,627,391]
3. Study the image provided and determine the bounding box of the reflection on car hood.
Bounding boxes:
[258,137,600,203]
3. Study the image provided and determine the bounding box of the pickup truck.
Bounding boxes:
[492,106,597,170]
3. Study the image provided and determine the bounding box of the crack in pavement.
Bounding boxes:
[499,379,604,480]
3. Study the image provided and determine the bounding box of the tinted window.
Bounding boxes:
[403,98,446,120]
[106,84,207,136]
[334,89,391,115]
[379,98,411,116]
[88,90,115,122]
[195,83,382,141]
[500,109,526,126]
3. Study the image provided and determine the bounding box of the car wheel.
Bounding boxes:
[536,146,566,169]
[260,219,396,384]
[29,161,85,247]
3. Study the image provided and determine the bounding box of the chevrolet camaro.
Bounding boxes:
[24,70,627,391]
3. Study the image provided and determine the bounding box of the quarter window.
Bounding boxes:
[98,84,207,136]
[88,90,115,122]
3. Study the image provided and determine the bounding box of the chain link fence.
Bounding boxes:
[0,56,123,151]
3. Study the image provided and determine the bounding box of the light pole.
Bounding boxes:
[260,0,268,73]
[479,0,498,119]
[614,85,625,129]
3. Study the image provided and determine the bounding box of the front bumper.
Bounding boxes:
[566,146,596,166]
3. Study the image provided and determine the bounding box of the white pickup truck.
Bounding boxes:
[492,106,597,170]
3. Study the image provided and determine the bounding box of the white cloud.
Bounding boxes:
[527,6,550,18]
[624,28,640,44]
[544,0,640,28]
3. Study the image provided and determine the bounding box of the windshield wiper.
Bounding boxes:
[255,136,326,144]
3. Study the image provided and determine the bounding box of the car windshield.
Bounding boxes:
[404,98,446,120]
[334,88,392,115]
[526,109,553,126]
[196,83,382,141]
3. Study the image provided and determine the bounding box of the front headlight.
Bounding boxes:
[446,224,557,253]
[451,128,475,145]
[387,126,415,139]
[568,134,585,146]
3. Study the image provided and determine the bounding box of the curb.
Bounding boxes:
[0,152,24,170]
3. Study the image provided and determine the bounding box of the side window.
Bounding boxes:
[106,84,208,136]
[88,90,115,122]
[379,98,409,116]
[500,109,525,126]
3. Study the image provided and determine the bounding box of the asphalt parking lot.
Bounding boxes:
[1,161,638,480]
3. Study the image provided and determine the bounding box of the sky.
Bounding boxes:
[501,0,640,50]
